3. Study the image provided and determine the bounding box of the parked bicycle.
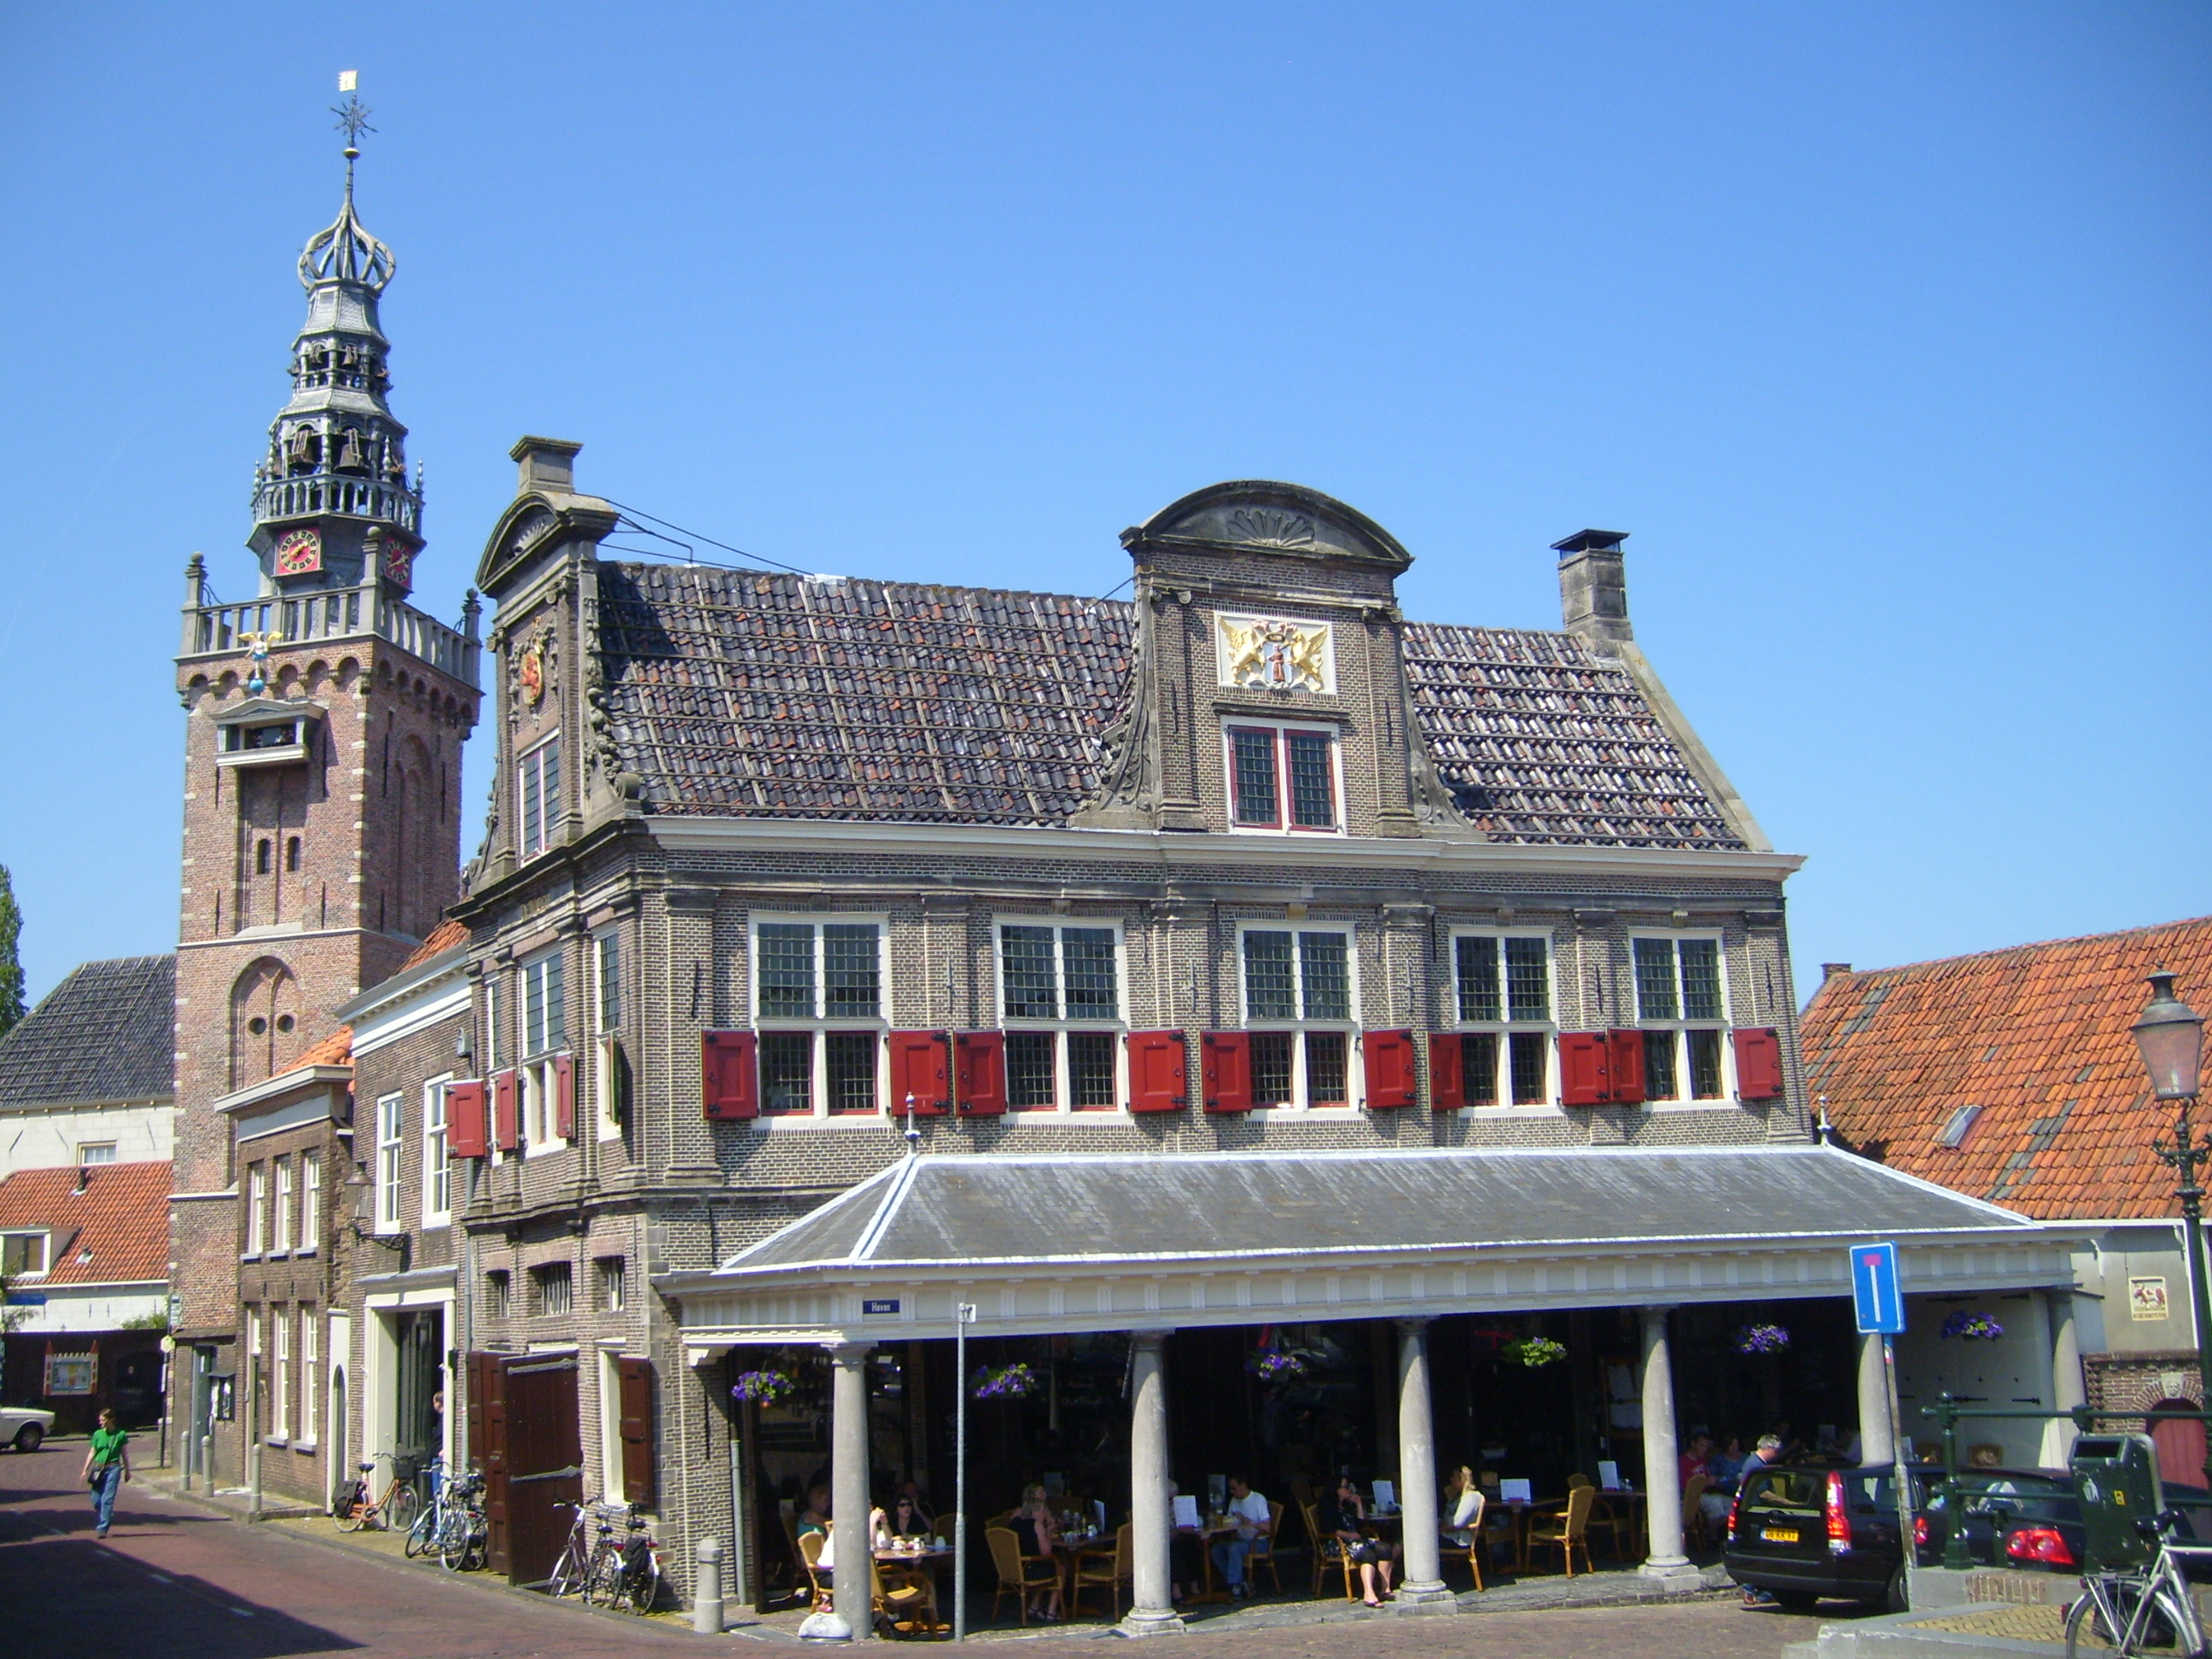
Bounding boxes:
[2066,1508,2212,1657]
[546,1499,660,1612]
[402,1458,489,1572]
[403,1455,448,1558]
[334,1456,421,1535]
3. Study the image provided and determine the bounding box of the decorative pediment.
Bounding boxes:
[1126,480,1412,573]
[474,490,618,598]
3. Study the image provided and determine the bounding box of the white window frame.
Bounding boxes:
[594,928,621,1034]
[0,1231,50,1279]
[1630,932,1734,1107]
[517,735,562,860]
[298,1152,320,1255]
[750,914,890,1121]
[271,1155,293,1255]
[593,930,625,1142]
[299,1307,319,1449]
[423,1074,453,1227]
[246,1162,268,1256]
[1222,719,1346,836]
[374,1091,404,1233]
[993,917,1129,1114]
[75,1142,116,1165]
[597,1255,626,1312]
[1235,922,1360,1112]
[520,948,569,1155]
[272,1306,291,1442]
[1447,928,1560,1113]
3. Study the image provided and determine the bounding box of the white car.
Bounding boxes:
[1,1405,54,1452]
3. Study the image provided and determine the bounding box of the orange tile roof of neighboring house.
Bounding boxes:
[274,1026,352,1078]
[0,1161,173,1285]
[1802,916,2212,1221]
[398,919,469,974]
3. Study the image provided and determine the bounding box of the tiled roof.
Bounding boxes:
[398,919,468,973]
[0,1161,172,1285]
[0,956,174,1109]
[597,567,1750,848]
[1802,916,2212,1220]
[276,1026,352,1078]
[1404,625,1747,848]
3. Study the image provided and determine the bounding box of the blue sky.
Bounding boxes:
[2,3,2206,1006]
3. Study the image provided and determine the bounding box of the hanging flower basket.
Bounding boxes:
[731,1368,798,1406]
[1735,1324,1791,1355]
[973,1363,1039,1400]
[1502,1337,1567,1369]
[1941,1312,2005,1342]
[1252,1352,1309,1386]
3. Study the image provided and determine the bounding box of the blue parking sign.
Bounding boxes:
[1851,1241,1904,1334]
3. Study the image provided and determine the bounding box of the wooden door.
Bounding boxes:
[468,1353,510,1575]
[502,1354,584,1585]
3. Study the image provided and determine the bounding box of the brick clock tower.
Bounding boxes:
[169,105,480,1426]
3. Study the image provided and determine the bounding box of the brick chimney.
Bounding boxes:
[1821,963,1854,981]
[1555,529,1633,645]
[511,434,582,496]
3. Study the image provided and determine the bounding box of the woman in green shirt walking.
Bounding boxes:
[81,1408,130,1538]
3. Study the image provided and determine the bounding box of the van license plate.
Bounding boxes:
[1762,1527,1800,1544]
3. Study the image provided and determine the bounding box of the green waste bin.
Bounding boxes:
[2072,1432,2165,1570]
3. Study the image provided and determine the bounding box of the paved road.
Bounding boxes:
[0,1444,1831,1657]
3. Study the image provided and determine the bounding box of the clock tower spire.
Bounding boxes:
[249,85,423,595]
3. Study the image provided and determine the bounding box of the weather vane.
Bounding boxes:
[331,70,375,157]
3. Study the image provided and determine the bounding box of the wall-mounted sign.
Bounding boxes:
[44,1353,95,1395]
[861,1299,900,1316]
[2130,1276,2171,1322]
[1216,614,1334,695]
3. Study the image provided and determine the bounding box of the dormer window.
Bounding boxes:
[1,1231,49,1278]
[1226,723,1340,832]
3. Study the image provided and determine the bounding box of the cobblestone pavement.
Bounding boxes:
[3,1444,1840,1658]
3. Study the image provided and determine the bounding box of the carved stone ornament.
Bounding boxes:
[1225,507,1314,548]
[1216,613,1333,695]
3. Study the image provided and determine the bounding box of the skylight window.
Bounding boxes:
[1936,1103,1983,1149]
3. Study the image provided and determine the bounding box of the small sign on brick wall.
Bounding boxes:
[2130,1276,2171,1322]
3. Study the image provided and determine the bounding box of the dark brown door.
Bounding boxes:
[469,1353,509,1575]
[617,1358,656,1510]
[503,1355,583,1585]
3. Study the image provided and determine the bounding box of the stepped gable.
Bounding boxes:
[1403,624,1748,849]
[1802,915,2212,1220]
[593,564,1750,847]
[596,564,1137,824]
[0,956,176,1109]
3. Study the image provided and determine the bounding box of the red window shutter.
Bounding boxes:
[1364,1029,1418,1109]
[446,1080,489,1158]
[1558,1033,1611,1107]
[618,1357,656,1509]
[1734,1027,1785,1099]
[1606,1030,1647,1105]
[1428,1033,1465,1111]
[954,1032,1006,1115]
[701,1031,759,1121]
[553,1051,575,1139]
[888,1031,949,1115]
[1201,1031,1252,1114]
[1126,1030,1189,1113]
[492,1068,520,1149]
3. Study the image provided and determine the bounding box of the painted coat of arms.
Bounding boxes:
[1218,614,1332,694]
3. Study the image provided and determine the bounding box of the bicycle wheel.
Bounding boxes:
[583,1543,620,1607]
[335,1482,370,1533]
[623,1550,660,1613]
[405,1500,438,1558]
[386,1485,422,1539]
[549,1538,587,1598]
[2068,1592,2115,1659]
[439,1511,470,1572]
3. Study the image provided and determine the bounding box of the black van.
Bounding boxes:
[1724,1464,1917,1610]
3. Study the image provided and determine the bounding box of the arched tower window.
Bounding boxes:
[230,958,303,1088]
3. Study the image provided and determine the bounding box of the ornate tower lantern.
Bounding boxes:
[247,88,423,596]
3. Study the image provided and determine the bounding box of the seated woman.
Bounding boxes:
[1324,1476,1396,1608]
[1442,1465,1482,1547]
[1010,1482,1063,1621]
[798,1483,833,1536]
[886,1492,931,1542]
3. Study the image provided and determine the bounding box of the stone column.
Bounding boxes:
[1857,1330,1895,1467]
[1121,1332,1184,1638]
[2040,1289,2087,1467]
[1392,1318,1455,1612]
[831,1341,875,1642]
[1637,1306,1695,1580]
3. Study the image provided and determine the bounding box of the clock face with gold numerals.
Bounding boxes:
[274,528,322,576]
[381,539,415,589]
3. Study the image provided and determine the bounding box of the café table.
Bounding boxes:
[1173,1519,1244,1604]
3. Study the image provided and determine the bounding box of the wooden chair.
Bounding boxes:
[1440,1487,1485,1592]
[1301,1500,1357,1599]
[986,1524,1062,1625]
[797,1529,833,1613]
[1527,1486,1597,1578]
[1481,1488,1522,1574]
[1068,1522,1132,1619]
[1237,1500,1284,1596]
[1584,1476,1633,1560]
[872,1555,936,1636]
[1679,1471,1711,1552]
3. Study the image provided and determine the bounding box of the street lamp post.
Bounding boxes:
[2134,971,2209,1483]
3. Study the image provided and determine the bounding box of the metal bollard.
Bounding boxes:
[694,1535,725,1634]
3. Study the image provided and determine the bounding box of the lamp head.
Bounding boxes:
[2133,971,2204,1102]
